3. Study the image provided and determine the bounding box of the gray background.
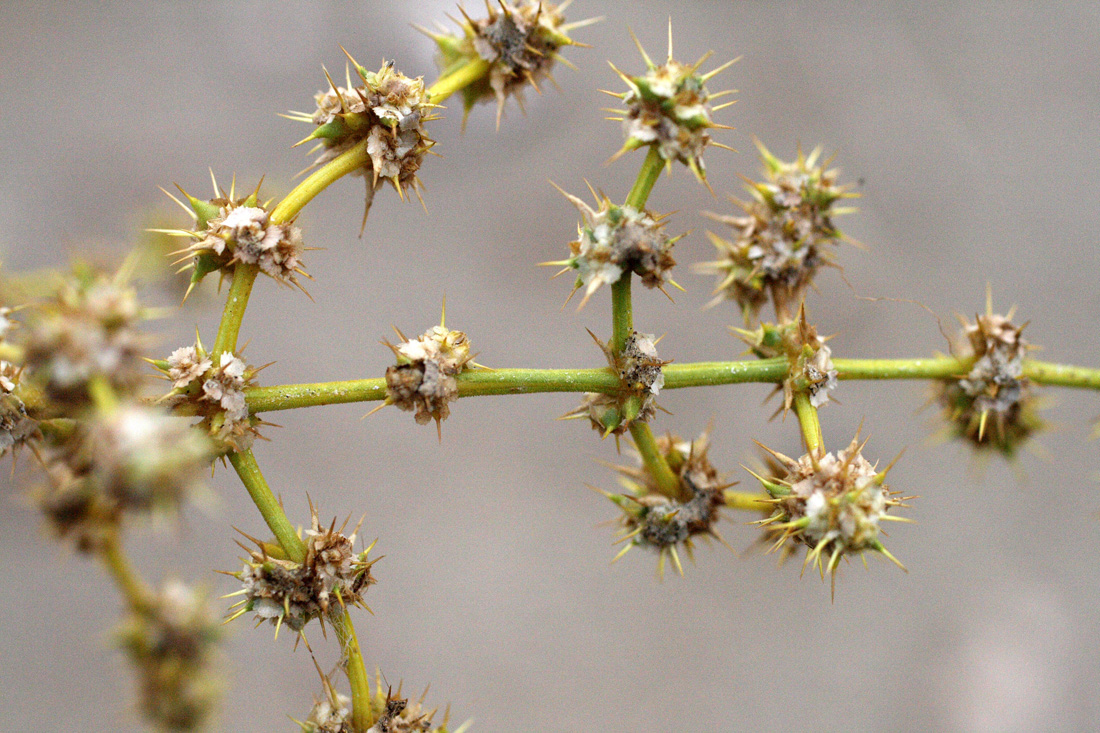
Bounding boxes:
[2,1,1099,731]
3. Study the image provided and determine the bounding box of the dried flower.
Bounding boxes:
[156,176,308,296]
[697,141,855,321]
[605,25,737,184]
[563,331,667,439]
[750,433,911,597]
[543,185,682,310]
[0,363,36,459]
[226,506,378,636]
[597,430,735,577]
[117,580,221,731]
[936,297,1042,456]
[422,0,593,127]
[378,314,476,435]
[287,57,438,227]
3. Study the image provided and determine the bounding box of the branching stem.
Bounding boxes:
[792,392,823,453]
[227,449,306,563]
[211,264,259,360]
[100,532,153,612]
[427,57,492,103]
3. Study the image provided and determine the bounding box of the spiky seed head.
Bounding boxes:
[603,430,733,576]
[564,331,667,437]
[117,580,222,731]
[428,0,592,126]
[228,505,377,634]
[935,305,1042,456]
[550,187,679,309]
[0,366,36,459]
[299,59,435,225]
[735,309,837,412]
[159,178,308,293]
[696,141,854,321]
[156,342,262,452]
[382,322,475,429]
[609,29,737,184]
[752,433,910,593]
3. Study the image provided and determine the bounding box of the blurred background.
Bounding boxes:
[3,1,1100,731]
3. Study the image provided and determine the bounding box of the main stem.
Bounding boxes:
[792,392,823,453]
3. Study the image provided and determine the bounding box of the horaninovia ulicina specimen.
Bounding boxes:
[733,306,838,411]
[598,430,736,577]
[936,295,1042,457]
[544,185,683,310]
[604,25,738,184]
[749,433,912,598]
[697,141,856,322]
[421,0,595,127]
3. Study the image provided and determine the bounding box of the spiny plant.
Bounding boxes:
[4,3,1100,730]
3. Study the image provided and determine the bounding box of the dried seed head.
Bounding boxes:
[564,331,667,438]
[606,26,737,184]
[546,186,682,310]
[936,301,1041,456]
[734,307,838,411]
[751,434,910,595]
[697,141,854,321]
[117,580,221,731]
[0,368,36,459]
[228,507,378,635]
[298,667,466,733]
[426,0,591,127]
[290,58,437,224]
[157,342,261,452]
[600,430,734,577]
[22,263,149,409]
[158,177,308,295]
[382,318,475,431]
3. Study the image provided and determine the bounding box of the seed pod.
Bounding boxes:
[697,141,855,321]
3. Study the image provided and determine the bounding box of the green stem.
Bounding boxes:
[211,264,259,360]
[270,140,371,225]
[610,276,633,353]
[333,608,371,731]
[227,449,306,563]
[624,146,664,209]
[427,57,492,104]
[1023,360,1100,389]
[628,421,684,500]
[87,374,120,414]
[833,357,969,380]
[792,392,823,453]
[100,532,153,612]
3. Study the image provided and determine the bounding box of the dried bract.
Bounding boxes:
[600,431,734,577]
[734,308,838,411]
[752,434,910,596]
[698,141,854,321]
[425,0,591,127]
[298,668,468,733]
[606,27,737,183]
[936,304,1041,456]
[546,187,681,310]
[117,581,221,731]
